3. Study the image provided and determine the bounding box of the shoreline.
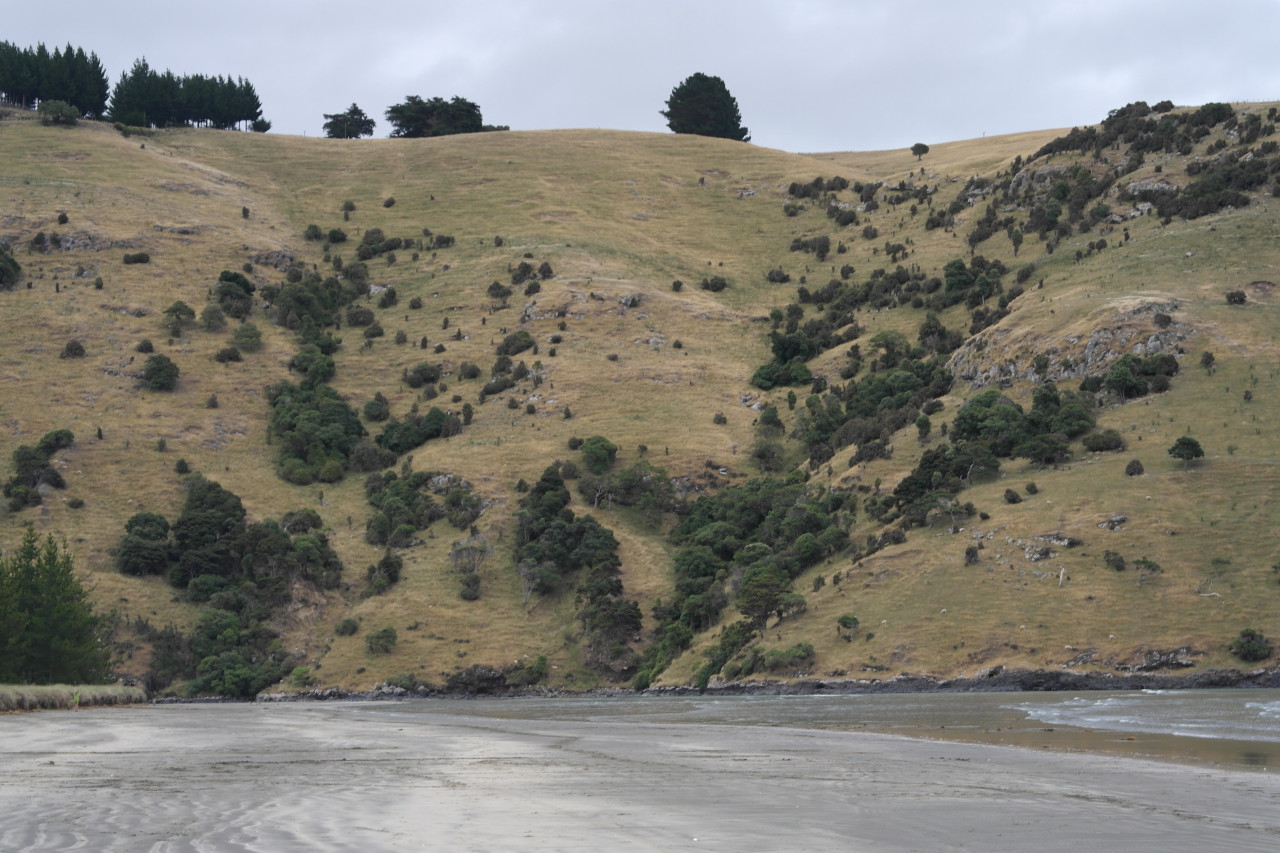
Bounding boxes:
[250,664,1280,703]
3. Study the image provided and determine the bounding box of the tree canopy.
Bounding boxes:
[1168,436,1204,468]
[108,57,268,131]
[323,103,376,139]
[384,95,506,138]
[0,41,109,117]
[0,526,112,684]
[660,73,750,142]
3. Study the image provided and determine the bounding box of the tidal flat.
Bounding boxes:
[2,698,1278,851]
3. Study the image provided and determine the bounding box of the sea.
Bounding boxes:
[378,688,1280,770]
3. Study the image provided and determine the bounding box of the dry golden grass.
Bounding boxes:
[0,683,146,712]
[2,106,1278,690]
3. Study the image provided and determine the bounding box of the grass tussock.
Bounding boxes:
[0,684,147,713]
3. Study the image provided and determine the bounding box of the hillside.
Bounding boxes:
[2,102,1278,694]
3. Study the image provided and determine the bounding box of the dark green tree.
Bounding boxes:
[141,353,179,391]
[1168,436,1204,469]
[660,73,750,141]
[323,103,376,138]
[0,243,21,290]
[911,142,930,160]
[385,95,484,138]
[0,526,112,684]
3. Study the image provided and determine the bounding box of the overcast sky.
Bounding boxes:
[8,0,1280,152]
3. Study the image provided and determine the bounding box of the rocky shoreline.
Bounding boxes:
[245,664,1280,704]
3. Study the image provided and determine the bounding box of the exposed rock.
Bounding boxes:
[445,664,508,695]
[251,249,296,270]
[1034,533,1081,548]
[949,298,1193,390]
[1116,647,1204,672]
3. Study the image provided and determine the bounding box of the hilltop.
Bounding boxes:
[2,101,1278,694]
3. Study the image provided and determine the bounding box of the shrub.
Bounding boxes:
[964,545,980,565]
[1082,429,1126,452]
[201,304,227,331]
[497,330,535,356]
[213,347,242,363]
[60,340,86,359]
[122,252,151,264]
[141,354,179,391]
[1125,458,1145,476]
[335,618,359,637]
[304,224,324,241]
[1003,488,1022,504]
[366,627,398,654]
[231,322,263,352]
[700,276,728,292]
[383,197,396,208]
[364,393,391,421]
[1230,628,1272,662]
[1103,550,1126,571]
[580,435,619,474]
[37,100,79,126]
[1226,289,1247,305]
[328,228,347,244]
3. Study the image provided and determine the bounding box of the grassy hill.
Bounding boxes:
[2,101,1278,693]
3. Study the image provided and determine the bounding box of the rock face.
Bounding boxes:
[949,298,1193,390]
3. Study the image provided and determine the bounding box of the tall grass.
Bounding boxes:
[0,684,146,712]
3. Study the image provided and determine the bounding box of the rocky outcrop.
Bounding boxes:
[949,298,1193,390]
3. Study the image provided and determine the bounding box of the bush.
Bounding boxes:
[1082,429,1126,452]
[700,276,728,292]
[136,339,154,354]
[213,346,242,363]
[1103,550,1126,571]
[383,197,396,208]
[122,252,151,265]
[346,305,375,327]
[1125,458,1145,476]
[304,224,324,241]
[1226,290,1247,305]
[366,627,398,654]
[1003,488,1022,504]
[363,392,391,422]
[1230,628,1272,662]
[580,435,619,474]
[141,354,179,391]
[335,618,359,637]
[60,340,86,359]
[231,322,262,352]
[37,99,79,126]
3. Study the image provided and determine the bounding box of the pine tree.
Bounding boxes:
[0,527,112,684]
[660,73,750,142]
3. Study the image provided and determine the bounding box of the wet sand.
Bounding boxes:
[2,702,1277,851]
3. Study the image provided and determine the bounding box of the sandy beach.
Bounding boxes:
[1,701,1277,851]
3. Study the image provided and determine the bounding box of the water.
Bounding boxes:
[380,688,1280,770]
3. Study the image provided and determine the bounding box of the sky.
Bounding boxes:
[8,0,1280,153]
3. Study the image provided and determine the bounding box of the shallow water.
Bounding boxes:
[372,688,1280,770]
